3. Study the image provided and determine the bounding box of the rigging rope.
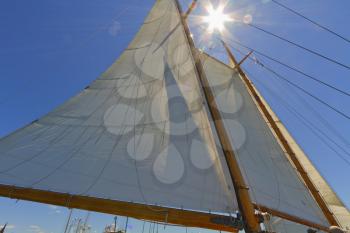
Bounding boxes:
[196,25,350,98]
[245,68,350,166]
[223,38,350,97]
[142,220,146,233]
[245,23,350,70]
[221,42,350,120]
[196,24,350,140]
[253,56,350,120]
[270,0,350,44]
[227,41,350,146]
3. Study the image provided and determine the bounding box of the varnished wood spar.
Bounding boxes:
[221,41,339,227]
[254,204,330,232]
[200,50,334,232]
[183,0,197,19]
[174,1,260,232]
[0,184,238,232]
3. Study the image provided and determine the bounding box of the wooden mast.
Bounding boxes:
[192,50,334,232]
[0,2,250,233]
[175,1,261,232]
[221,40,339,227]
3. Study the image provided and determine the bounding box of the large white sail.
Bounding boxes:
[0,0,238,214]
[1,0,348,231]
[266,216,322,233]
[199,52,330,227]
[271,111,350,230]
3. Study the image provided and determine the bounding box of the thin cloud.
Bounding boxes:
[47,204,61,214]
[29,225,45,233]
[47,204,58,210]
[0,225,15,229]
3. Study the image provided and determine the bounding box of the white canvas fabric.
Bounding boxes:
[0,0,238,213]
[273,114,350,230]
[199,52,329,226]
[247,67,350,230]
[266,216,327,233]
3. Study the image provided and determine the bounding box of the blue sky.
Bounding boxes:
[0,0,350,232]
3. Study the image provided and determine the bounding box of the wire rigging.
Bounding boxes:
[270,0,350,44]
[245,23,350,70]
[197,24,350,98]
[246,65,350,154]
[224,38,350,97]
[222,42,350,120]
[245,69,350,165]
[253,56,350,120]
[224,44,350,156]
[222,39,350,146]
[224,43,350,120]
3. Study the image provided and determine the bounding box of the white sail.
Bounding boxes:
[199,52,330,227]
[0,0,238,214]
[266,216,325,233]
[244,62,350,230]
[272,113,350,230]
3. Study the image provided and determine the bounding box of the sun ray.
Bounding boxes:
[202,2,233,33]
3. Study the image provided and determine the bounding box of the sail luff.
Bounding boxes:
[0,183,238,232]
[221,41,339,227]
[174,1,260,232]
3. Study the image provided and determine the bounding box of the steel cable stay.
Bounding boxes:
[197,26,350,147]
[222,38,350,97]
[196,25,350,99]
[269,0,350,44]
[216,40,350,121]
[244,22,350,70]
[243,68,350,166]
[253,57,350,120]
[215,44,350,160]
[225,40,350,147]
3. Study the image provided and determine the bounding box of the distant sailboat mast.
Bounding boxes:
[64,209,74,233]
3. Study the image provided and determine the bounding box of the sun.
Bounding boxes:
[203,3,232,33]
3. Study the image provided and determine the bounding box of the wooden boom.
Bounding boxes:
[0,184,239,232]
[254,204,330,232]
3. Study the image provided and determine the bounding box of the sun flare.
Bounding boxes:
[203,4,232,33]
